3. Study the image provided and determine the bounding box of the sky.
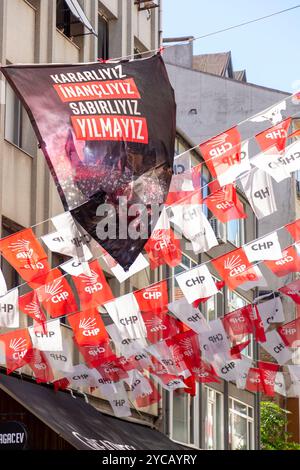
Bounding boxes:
[163,0,300,92]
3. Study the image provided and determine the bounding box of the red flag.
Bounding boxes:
[96,356,128,382]
[27,348,54,383]
[285,219,300,242]
[205,181,247,223]
[143,312,180,344]
[134,280,168,314]
[0,228,50,286]
[0,328,32,374]
[222,305,253,341]
[192,280,225,307]
[145,228,182,269]
[181,375,196,396]
[73,338,114,368]
[251,306,266,343]
[278,317,300,347]
[72,259,114,309]
[230,340,251,359]
[190,360,220,384]
[53,377,70,392]
[68,307,108,347]
[258,361,280,397]
[264,245,300,277]
[166,330,201,372]
[135,380,161,408]
[36,268,78,318]
[245,367,264,393]
[199,127,241,179]
[19,290,47,330]
[212,248,258,290]
[279,279,300,304]
[256,118,291,152]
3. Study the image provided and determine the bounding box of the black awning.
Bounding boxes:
[0,373,183,450]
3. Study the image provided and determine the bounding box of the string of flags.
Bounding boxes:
[0,56,300,418]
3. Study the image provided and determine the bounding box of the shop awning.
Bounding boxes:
[0,373,183,450]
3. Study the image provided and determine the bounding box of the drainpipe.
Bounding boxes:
[158,0,162,47]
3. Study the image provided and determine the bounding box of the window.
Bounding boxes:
[56,0,85,40]
[204,275,222,321]
[227,216,245,247]
[170,384,199,447]
[5,82,36,156]
[229,398,254,450]
[227,290,253,358]
[205,387,224,449]
[98,14,109,60]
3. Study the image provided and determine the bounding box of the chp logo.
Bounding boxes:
[151,230,177,252]
[208,189,234,211]
[25,300,44,321]
[142,286,162,301]
[79,269,103,294]
[144,316,166,333]
[275,249,294,266]
[179,337,194,357]
[8,239,44,270]
[79,317,100,337]
[44,278,69,303]
[9,337,28,360]
[224,254,246,277]
[208,133,232,157]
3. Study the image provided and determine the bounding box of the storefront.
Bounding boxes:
[0,373,184,450]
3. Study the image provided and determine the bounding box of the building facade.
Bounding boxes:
[163,39,300,445]
[0,0,281,450]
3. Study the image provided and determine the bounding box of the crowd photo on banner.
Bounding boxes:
[0,0,300,454]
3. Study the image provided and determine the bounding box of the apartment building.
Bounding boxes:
[164,39,300,446]
[0,0,270,451]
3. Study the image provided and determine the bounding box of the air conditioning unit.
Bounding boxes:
[209,217,227,244]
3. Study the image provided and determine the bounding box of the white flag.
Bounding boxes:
[256,297,285,330]
[42,230,92,260]
[105,324,147,357]
[235,356,253,389]
[239,265,267,291]
[218,140,251,186]
[244,232,282,262]
[95,372,122,396]
[199,319,230,362]
[279,140,300,174]
[124,370,153,401]
[65,364,98,388]
[170,204,218,254]
[250,100,286,125]
[0,269,7,297]
[240,167,277,219]
[175,264,218,304]
[261,330,292,365]
[105,293,147,339]
[288,365,300,386]
[44,338,73,373]
[274,372,286,396]
[251,146,291,183]
[109,384,131,418]
[170,154,193,192]
[154,375,187,392]
[212,356,238,382]
[110,254,149,283]
[29,319,63,351]
[0,288,19,328]
[168,297,209,333]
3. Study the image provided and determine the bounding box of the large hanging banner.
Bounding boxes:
[1,54,176,270]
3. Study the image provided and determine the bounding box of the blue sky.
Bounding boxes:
[163,0,300,92]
